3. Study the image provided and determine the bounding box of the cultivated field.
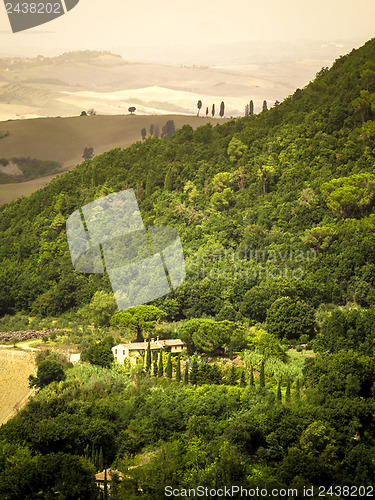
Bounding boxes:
[0,113,221,205]
[0,347,36,425]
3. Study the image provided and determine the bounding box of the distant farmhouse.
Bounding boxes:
[112,337,185,365]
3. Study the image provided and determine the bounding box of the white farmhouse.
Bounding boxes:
[112,337,185,365]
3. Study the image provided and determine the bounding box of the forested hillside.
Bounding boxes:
[0,38,375,322]
[0,38,375,499]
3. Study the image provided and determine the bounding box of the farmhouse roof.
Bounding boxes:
[113,339,184,351]
[95,469,123,482]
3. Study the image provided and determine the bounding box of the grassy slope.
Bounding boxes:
[0,114,222,205]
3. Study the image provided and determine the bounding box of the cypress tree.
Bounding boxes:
[197,100,202,116]
[206,106,209,117]
[166,353,172,378]
[146,171,154,198]
[184,362,189,384]
[262,100,268,112]
[164,169,173,191]
[98,447,104,472]
[212,103,215,117]
[229,365,237,385]
[158,349,163,377]
[219,101,225,117]
[153,357,158,377]
[104,467,108,500]
[259,360,265,388]
[295,379,301,401]
[286,378,291,402]
[190,357,199,385]
[176,356,181,382]
[240,370,246,387]
[249,100,254,115]
[91,446,95,468]
[277,378,282,402]
[146,340,151,372]
[250,366,255,387]
[229,343,233,360]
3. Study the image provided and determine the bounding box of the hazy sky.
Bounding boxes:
[0,0,374,56]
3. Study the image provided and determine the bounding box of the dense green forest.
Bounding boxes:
[0,38,375,498]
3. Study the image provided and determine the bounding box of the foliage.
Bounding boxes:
[266,297,316,340]
[90,290,118,327]
[28,360,66,389]
[110,305,167,342]
[81,336,115,368]
[180,318,245,354]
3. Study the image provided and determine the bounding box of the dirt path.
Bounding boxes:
[0,347,36,426]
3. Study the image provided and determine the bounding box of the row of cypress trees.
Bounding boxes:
[144,341,301,396]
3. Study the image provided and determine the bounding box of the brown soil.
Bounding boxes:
[0,347,36,425]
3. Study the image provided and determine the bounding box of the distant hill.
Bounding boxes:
[0,49,337,120]
[0,113,221,204]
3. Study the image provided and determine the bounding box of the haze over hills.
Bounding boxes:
[0,41,364,121]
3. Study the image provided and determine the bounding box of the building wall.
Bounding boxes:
[112,346,128,364]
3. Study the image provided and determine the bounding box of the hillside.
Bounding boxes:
[0,38,374,319]
[0,38,375,498]
[0,114,221,204]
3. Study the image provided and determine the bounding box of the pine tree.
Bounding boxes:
[259,360,265,389]
[277,378,282,402]
[249,100,254,115]
[184,362,189,384]
[166,353,172,378]
[190,357,199,385]
[286,378,291,402]
[240,370,246,387]
[146,340,151,372]
[176,356,181,382]
[158,349,163,377]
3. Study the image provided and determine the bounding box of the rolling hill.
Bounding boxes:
[0,113,221,204]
